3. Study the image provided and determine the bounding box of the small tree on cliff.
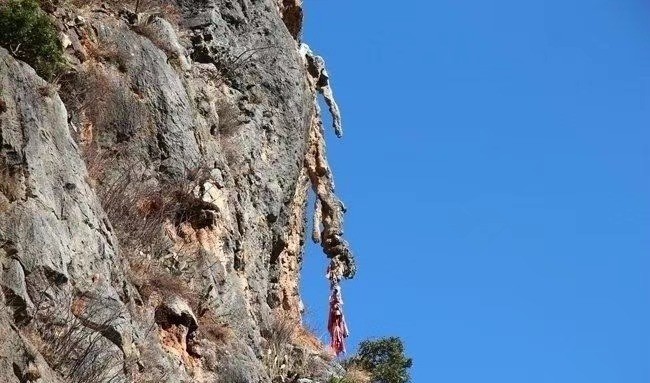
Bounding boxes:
[0,0,64,79]
[347,337,413,383]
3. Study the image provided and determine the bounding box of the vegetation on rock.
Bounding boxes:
[0,0,395,381]
[343,337,413,383]
[0,0,64,79]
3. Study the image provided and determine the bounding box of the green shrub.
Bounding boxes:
[0,0,64,79]
[346,337,413,383]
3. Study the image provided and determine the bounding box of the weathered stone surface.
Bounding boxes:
[1,258,33,325]
[0,308,64,383]
[0,47,130,382]
[0,0,353,381]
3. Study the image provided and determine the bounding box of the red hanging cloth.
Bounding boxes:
[327,285,349,355]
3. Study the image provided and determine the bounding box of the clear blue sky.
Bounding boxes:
[299,1,650,382]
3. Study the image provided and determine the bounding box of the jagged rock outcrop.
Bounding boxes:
[0,1,353,382]
[0,46,127,382]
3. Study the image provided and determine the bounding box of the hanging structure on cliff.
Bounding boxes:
[301,43,355,355]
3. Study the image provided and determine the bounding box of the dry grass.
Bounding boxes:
[294,325,335,363]
[260,313,326,382]
[266,314,297,350]
[94,160,215,256]
[69,0,178,15]
[262,314,297,382]
[91,161,222,326]
[98,165,171,256]
[198,315,233,345]
[215,97,241,136]
[138,2,182,26]
[83,40,129,73]
[132,21,173,55]
[71,109,218,313]
[59,63,147,152]
[27,289,123,383]
[131,264,199,306]
[341,365,372,383]
[84,67,148,143]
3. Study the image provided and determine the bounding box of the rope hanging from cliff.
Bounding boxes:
[327,261,349,356]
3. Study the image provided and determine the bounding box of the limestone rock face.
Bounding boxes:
[0,1,352,382]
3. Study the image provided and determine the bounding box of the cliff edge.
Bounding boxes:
[0,1,353,382]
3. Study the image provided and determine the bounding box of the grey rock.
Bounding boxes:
[0,47,129,382]
[0,0,354,381]
[0,259,33,325]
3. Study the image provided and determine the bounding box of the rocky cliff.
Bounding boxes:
[0,1,354,382]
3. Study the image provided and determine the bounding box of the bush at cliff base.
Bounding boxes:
[346,337,413,383]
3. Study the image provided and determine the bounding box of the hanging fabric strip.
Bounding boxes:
[327,261,349,355]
